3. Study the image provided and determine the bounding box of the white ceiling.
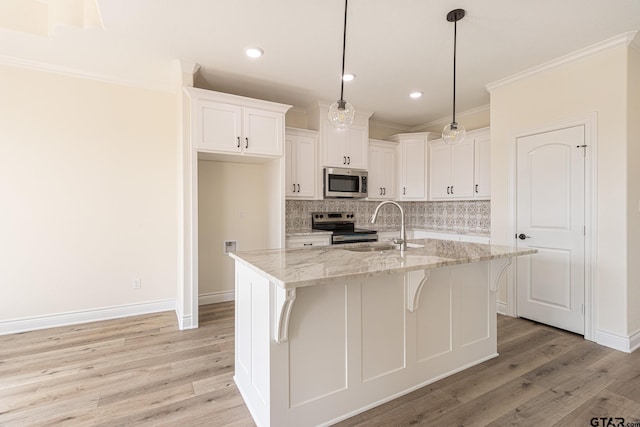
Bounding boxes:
[2,0,640,127]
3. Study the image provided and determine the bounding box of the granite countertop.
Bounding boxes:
[285,229,332,237]
[229,239,536,289]
[286,227,490,237]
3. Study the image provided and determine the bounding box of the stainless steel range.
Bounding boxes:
[311,212,378,245]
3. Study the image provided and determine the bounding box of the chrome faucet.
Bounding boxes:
[371,201,406,251]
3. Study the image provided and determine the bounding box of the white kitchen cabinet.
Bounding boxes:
[388,133,437,201]
[188,87,289,157]
[286,128,318,199]
[473,129,491,199]
[429,128,491,201]
[286,234,331,248]
[428,138,474,200]
[322,121,368,169]
[368,139,397,200]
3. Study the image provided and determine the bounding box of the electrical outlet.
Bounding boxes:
[133,278,141,289]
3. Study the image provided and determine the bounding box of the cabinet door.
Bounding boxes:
[294,135,317,198]
[243,108,283,156]
[368,146,386,199]
[285,136,296,197]
[197,100,242,153]
[322,122,348,167]
[399,139,427,200]
[381,148,396,199]
[428,141,452,200]
[345,126,368,169]
[474,132,491,199]
[451,140,475,199]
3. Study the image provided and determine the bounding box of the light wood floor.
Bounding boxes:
[2,303,640,426]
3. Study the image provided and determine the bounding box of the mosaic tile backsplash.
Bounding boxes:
[286,200,490,234]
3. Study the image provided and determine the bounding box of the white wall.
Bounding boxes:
[627,45,640,336]
[0,64,178,322]
[198,160,272,296]
[489,46,629,337]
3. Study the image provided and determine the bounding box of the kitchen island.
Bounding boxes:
[229,239,536,427]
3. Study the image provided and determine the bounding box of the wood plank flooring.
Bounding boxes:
[1,303,639,426]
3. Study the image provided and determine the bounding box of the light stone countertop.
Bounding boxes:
[229,239,536,289]
[285,229,332,237]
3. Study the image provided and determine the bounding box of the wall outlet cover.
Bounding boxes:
[224,240,238,254]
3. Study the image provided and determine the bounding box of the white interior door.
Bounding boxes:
[516,126,585,334]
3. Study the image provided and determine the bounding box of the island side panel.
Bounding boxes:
[234,263,272,427]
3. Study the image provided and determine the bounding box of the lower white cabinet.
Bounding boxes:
[286,235,331,248]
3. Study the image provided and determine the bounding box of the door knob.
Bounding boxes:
[517,233,531,240]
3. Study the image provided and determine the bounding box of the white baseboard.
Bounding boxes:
[199,290,235,305]
[0,299,175,336]
[595,328,637,353]
[497,301,508,316]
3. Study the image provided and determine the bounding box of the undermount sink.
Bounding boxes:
[343,242,424,252]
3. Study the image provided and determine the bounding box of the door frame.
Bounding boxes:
[506,112,598,341]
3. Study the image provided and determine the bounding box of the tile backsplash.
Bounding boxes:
[286,200,490,234]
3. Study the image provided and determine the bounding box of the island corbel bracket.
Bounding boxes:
[275,287,296,343]
[407,269,430,312]
[489,257,512,293]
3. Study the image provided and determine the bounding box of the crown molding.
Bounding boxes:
[412,104,490,132]
[369,119,412,133]
[486,31,638,92]
[0,54,173,93]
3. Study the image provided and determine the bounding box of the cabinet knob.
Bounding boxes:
[383,187,386,195]
[403,187,406,195]
[347,156,350,165]
[297,184,300,192]
[293,184,296,192]
[447,186,450,194]
[237,136,240,148]
[451,186,454,195]
[475,184,479,193]
[380,187,383,195]
[343,156,346,165]
[245,137,249,149]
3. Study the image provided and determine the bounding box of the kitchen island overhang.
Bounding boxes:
[229,239,536,427]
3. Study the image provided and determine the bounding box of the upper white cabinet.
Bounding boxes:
[186,87,291,157]
[473,129,491,199]
[368,139,398,200]
[307,102,372,170]
[428,127,490,200]
[286,128,319,199]
[389,133,438,201]
[322,121,368,169]
[428,139,475,200]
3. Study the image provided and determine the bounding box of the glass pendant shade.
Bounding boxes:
[328,99,355,129]
[442,121,466,145]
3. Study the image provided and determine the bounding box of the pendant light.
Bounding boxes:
[442,8,466,144]
[328,0,355,129]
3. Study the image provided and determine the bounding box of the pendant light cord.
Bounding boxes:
[452,17,457,124]
[339,0,348,104]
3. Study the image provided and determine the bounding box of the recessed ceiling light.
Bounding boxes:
[342,73,355,81]
[409,91,423,99]
[245,47,264,58]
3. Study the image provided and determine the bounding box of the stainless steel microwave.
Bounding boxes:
[323,167,368,198]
